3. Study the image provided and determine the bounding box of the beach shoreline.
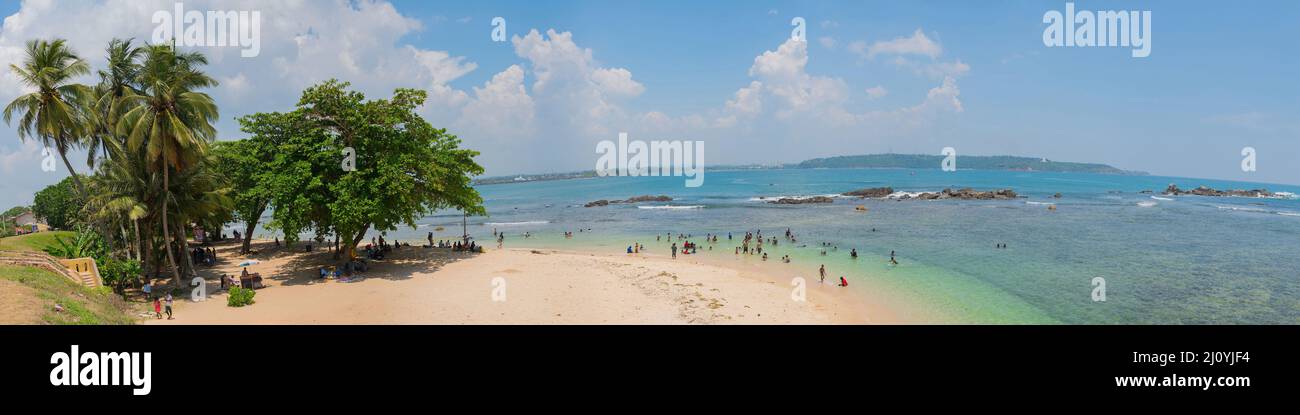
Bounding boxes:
[143,239,898,324]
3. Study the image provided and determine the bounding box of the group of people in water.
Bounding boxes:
[626,227,906,290]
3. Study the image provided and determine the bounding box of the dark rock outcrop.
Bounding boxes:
[769,196,836,205]
[585,195,673,207]
[843,187,894,198]
[1163,184,1273,198]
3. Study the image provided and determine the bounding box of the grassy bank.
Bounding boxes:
[0,264,135,324]
[0,231,75,252]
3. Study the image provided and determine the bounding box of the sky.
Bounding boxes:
[0,0,1297,210]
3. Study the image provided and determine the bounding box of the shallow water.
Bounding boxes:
[239,168,1300,324]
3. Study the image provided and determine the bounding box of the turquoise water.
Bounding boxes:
[250,169,1300,324]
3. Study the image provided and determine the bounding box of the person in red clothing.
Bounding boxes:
[839,276,849,287]
[153,298,162,319]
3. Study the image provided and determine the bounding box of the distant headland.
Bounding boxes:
[474,153,1145,185]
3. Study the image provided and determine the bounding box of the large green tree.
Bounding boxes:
[260,80,485,260]
[3,39,93,196]
[212,126,281,254]
[32,176,84,230]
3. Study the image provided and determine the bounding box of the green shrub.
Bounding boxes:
[227,286,256,307]
[97,257,142,293]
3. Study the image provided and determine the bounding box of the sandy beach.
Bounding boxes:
[143,240,884,324]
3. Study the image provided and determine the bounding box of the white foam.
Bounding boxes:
[749,194,843,202]
[1150,196,1174,201]
[884,191,932,199]
[638,205,705,210]
[1025,201,1056,206]
[1136,201,1158,208]
[1215,205,1270,213]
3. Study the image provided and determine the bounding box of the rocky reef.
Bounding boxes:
[893,188,1018,200]
[842,187,894,198]
[768,196,836,205]
[1163,184,1273,198]
[584,195,673,207]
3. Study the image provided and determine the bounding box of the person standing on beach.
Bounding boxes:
[153,297,162,319]
[671,243,678,259]
[819,265,826,284]
[164,294,174,320]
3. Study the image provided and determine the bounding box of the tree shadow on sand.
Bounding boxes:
[192,240,479,290]
[269,245,478,287]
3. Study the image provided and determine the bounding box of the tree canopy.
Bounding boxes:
[32,176,84,229]
[247,80,485,259]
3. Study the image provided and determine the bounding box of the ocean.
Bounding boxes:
[241,168,1300,324]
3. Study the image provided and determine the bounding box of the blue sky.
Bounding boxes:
[0,0,1297,210]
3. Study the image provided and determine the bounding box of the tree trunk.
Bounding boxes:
[56,147,86,196]
[330,234,340,259]
[177,220,196,278]
[345,224,371,262]
[162,167,182,288]
[132,219,142,262]
[58,146,120,262]
[118,223,128,257]
[239,203,266,255]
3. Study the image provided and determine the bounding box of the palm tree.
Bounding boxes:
[167,154,232,278]
[3,39,93,195]
[87,148,153,262]
[115,44,218,286]
[86,38,143,167]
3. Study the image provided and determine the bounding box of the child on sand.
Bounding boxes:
[839,276,849,287]
[153,298,162,319]
[164,294,174,320]
[819,265,826,284]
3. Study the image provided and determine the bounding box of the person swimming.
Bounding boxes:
[850,248,858,258]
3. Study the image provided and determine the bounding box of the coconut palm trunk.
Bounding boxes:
[133,218,142,261]
[176,219,196,278]
[162,167,182,287]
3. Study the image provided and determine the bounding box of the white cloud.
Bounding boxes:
[0,139,39,175]
[865,85,888,99]
[456,65,535,140]
[818,36,836,49]
[891,57,970,79]
[591,67,645,98]
[867,28,942,59]
[0,1,975,203]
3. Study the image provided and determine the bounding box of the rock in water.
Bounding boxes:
[769,196,835,205]
[585,195,673,207]
[1164,184,1273,198]
[843,187,894,198]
